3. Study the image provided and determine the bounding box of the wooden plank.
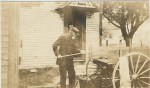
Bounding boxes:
[2,60,8,66]
[7,2,19,88]
[1,35,9,42]
[1,5,9,86]
[119,56,131,88]
[1,52,8,56]
[86,12,99,49]
[1,29,9,36]
[1,47,8,53]
[1,72,8,85]
[20,2,43,8]
[1,18,10,25]
[2,81,8,85]
[19,3,63,68]
[1,41,9,48]
[1,65,8,73]
[1,53,8,60]
[1,2,10,7]
[1,84,8,88]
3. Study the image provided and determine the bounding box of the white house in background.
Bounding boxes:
[19,2,100,69]
[19,2,150,69]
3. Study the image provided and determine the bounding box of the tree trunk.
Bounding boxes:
[125,36,132,47]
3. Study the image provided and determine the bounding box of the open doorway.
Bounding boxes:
[72,8,86,61]
[63,7,86,61]
[73,8,86,51]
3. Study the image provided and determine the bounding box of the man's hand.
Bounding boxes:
[57,55,62,59]
[80,50,86,54]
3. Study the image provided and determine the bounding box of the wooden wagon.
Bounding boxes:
[78,46,150,88]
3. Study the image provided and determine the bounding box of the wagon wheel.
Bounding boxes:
[86,58,113,88]
[86,58,97,76]
[112,52,150,88]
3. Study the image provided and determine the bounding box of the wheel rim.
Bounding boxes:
[86,58,113,88]
[112,52,150,88]
[86,58,97,77]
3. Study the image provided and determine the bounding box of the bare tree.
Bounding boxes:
[102,1,149,46]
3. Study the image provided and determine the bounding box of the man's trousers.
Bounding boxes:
[59,58,75,88]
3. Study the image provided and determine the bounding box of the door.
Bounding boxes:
[73,8,86,61]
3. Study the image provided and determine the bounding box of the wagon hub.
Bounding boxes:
[131,74,138,80]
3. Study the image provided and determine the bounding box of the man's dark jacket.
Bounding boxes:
[52,33,80,65]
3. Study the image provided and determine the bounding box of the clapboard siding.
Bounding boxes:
[2,41,9,48]
[85,12,100,63]
[19,2,103,69]
[1,2,9,88]
[86,12,99,48]
[1,73,8,87]
[19,2,63,69]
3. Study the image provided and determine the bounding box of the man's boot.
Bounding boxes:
[60,85,66,88]
[69,84,75,88]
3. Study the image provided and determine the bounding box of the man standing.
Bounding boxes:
[52,26,85,88]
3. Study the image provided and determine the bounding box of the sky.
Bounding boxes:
[102,18,150,47]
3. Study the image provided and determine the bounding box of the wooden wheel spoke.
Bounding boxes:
[135,55,141,73]
[115,76,120,79]
[138,68,150,76]
[140,76,150,79]
[132,80,136,87]
[129,55,135,74]
[129,70,133,75]
[137,81,143,88]
[114,75,120,82]
[139,79,150,86]
[137,59,148,75]
[114,78,120,82]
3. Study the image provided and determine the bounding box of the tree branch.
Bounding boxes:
[91,1,121,29]
[105,5,121,24]
[126,22,129,34]
[129,15,149,36]
[103,14,121,28]
[136,15,149,28]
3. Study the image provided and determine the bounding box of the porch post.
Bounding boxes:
[99,2,103,46]
[8,2,19,88]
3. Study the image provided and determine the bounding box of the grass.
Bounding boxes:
[19,67,59,88]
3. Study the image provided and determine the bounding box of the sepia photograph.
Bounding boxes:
[1,0,150,88]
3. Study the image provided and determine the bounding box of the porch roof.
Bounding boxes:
[55,2,99,13]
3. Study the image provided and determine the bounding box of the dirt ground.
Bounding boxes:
[19,67,59,88]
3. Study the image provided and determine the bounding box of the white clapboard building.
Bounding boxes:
[18,2,150,69]
[19,2,100,69]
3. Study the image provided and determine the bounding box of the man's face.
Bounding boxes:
[71,31,79,39]
[71,31,76,39]
[70,29,79,39]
